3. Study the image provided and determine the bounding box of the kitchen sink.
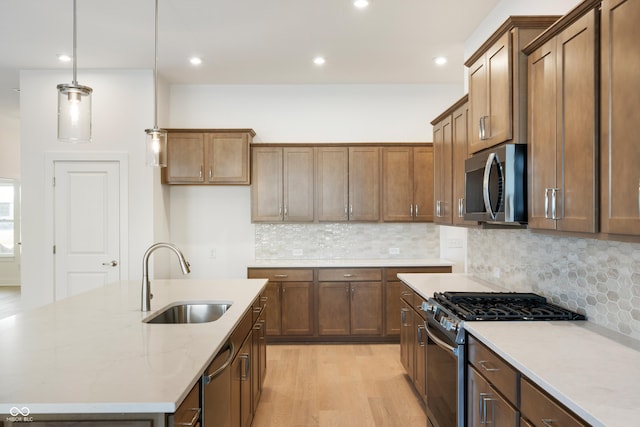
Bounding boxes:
[143,302,232,324]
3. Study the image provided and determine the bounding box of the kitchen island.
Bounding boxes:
[0,278,267,424]
[399,273,640,427]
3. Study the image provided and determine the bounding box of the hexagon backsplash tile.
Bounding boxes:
[468,228,640,340]
[255,223,440,260]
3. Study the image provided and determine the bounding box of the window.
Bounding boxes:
[0,179,16,257]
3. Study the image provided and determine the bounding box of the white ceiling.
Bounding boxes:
[0,0,502,118]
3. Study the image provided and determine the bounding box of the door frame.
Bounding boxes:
[44,152,129,300]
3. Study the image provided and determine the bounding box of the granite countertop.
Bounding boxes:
[0,278,267,415]
[398,273,640,427]
[248,258,454,268]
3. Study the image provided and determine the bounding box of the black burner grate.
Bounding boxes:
[434,292,586,321]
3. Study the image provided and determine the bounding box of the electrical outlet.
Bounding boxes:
[388,248,400,255]
[493,267,501,278]
[209,249,216,259]
[448,238,463,249]
[292,248,303,256]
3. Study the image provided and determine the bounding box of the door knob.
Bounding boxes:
[102,260,118,267]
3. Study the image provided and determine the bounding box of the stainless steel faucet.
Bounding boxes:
[141,242,191,311]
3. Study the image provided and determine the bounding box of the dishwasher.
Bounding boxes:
[202,341,235,427]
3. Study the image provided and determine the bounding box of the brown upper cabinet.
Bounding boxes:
[525,3,599,234]
[465,16,560,155]
[163,129,254,185]
[382,146,434,222]
[431,96,476,226]
[251,146,315,222]
[600,0,640,237]
[315,146,381,222]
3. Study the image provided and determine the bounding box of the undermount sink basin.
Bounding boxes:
[144,302,232,324]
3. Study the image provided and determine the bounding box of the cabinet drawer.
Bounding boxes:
[385,266,452,281]
[230,309,253,352]
[400,283,415,304]
[318,268,382,282]
[174,381,200,426]
[248,268,313,282]
[521,378,588,427]
[467,335,518,405]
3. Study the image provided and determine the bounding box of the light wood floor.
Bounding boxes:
[0,285,21,319]
[252,344,427,427]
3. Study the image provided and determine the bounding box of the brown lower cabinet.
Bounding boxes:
[248,265,451,342]
[399,283,428,401]
[466,334,588,427]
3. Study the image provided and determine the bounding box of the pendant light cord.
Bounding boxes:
[153,0,159,128]
[72,0,78,85]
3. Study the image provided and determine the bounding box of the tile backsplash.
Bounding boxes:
[468,228,640,340]
[255,223,440,260]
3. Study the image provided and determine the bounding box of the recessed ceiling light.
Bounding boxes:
[313,56,326,65]
[354,0,369,9]
[189,57,202,66]
[58,54,72,62]
[434,56,447,66]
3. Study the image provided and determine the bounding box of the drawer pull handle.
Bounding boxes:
[253,307,262,313]
[240,354,250,381]
[273,274,288,278]
[478,360,500,372]
[343,274,354,278]
[541,419,556,426]
[176,407,201,426]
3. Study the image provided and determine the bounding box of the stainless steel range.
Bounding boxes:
[420,292,586,427]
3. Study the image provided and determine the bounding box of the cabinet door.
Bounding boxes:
[281,282,313,335]
[350,282,383,335]
[467,366,518,427]
[601,0,640,236]
[555,10,597,233]
[414,146,434,222]
[486,31,513,146]
[263,282,281,336]
[528,39,558,230]
[400,300,414,375]
[251,147,283,222]
[349,146,380,221]
[165,133,205,183]
[382,147,414,222]
[433,117,453,224]
[231,335,253,427]
[318,282,350,335]
[451,102,475,225]
[413,310,427,400]
[206,133,250,184]
[468,56,488,154]
[316,146,349,221]
[385,281,401,336]
[283,147,315,222]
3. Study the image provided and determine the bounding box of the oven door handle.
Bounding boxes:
[425,322,459,357]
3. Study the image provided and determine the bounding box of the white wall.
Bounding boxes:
[463,0,582,91]
[19,69,163,308]
[0,115,20,179]
[167,84,464,277]
[0,114,21,285]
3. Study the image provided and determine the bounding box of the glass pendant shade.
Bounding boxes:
[145,127,167,167]
[57,0,92,143]
[57,83,92,143]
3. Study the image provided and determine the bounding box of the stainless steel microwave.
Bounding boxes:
[464,144,527,224]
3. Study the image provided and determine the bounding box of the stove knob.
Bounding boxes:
[421,301,436,313]
[440,316,452,330]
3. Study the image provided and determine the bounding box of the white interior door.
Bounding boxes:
[54,161,120,300]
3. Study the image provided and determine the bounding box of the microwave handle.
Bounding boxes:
[482,152,498,220]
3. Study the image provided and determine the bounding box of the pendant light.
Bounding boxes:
[145,0,167,167]
[57,0,93,143]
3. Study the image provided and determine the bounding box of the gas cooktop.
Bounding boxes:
[433,291,586,321]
